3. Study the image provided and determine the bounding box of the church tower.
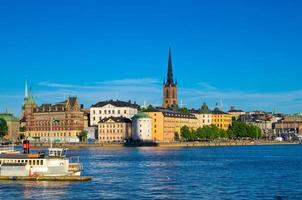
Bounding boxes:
[22,82,37,118]
[162,48,178,109]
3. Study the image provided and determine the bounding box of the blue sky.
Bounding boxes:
[0,0,302,116]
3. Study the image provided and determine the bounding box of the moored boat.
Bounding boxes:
[0,140,82,177]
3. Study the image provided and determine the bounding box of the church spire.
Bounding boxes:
[25,80,28,99]
[166,48,174,85]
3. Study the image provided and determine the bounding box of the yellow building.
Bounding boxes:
[145,109,198,142]
[212,107,232,130]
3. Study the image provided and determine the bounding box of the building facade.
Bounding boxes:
[162,48,178,109]
[192,103,213,128]
[131,113,152,141]
[22,86,85,143]
[228,106,245,120]
[145,109,198,142]
[0,113,20,141]
[90,100,139,126]
[98,116,131,143]
[212,107,232,130]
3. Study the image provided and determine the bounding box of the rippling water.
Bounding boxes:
[1,145,302,199]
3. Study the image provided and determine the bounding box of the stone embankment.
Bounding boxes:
[29,140,297,149]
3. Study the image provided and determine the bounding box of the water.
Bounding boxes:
[1,145,302,200]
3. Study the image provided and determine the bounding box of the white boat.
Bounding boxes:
[0,141,82,177]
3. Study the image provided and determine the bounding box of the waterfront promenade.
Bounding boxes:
[29,140,297,149]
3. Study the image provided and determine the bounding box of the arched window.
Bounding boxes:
[172,89,175,98]
[166,89,169,98]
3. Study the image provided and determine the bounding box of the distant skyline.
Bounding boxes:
[1,0,302,116]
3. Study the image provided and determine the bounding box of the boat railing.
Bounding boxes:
[0,145,15,154]
[69,156,83,170]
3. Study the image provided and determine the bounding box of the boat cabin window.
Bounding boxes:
[49,148,66,157]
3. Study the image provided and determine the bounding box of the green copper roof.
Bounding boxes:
[200,102,211,114]
[132,112,151,119]
[0,113,19,122]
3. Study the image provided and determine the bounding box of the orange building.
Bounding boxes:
[145,109,197,142]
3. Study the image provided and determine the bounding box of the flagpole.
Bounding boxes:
[50,117,53,149]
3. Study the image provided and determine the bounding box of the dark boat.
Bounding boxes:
[123,140,159,147]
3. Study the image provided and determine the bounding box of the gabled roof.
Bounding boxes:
[36,97,79,112]
[91,100,140,109]
[146,108,197,119]
[212,107,228,115]
[99,116,132,123]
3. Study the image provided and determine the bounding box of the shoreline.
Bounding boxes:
[28,140,299,149]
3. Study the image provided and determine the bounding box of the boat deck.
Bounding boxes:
[0,176,92,181]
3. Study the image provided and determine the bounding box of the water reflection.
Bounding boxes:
[1,145,302,199]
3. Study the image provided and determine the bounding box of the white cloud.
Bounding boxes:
[2,78,302,115]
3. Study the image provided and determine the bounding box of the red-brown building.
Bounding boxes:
[22,85,86,143]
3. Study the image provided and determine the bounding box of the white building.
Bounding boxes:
[131,113,152,141]
[191,103,212,128]
[90,100,139,126]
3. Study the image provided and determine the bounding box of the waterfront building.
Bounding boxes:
[228,106,245,120]
[131,113,152,141]
[212,106,232,130]
[145,109,198,142]
[22,86,85,142]
[162,48,178,109]
[98,116,131,143]
[90,100,139,126]
[239,113,281,139]
[0,112,20,141]
[191,103,213,128]
[274,115,302,136]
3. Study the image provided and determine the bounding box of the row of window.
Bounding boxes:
[213,119,231,122]
[99,136,124,140]
[33,120,79,126]
[99,129,125,134]
[0,159,44,166]
[29,127,78,131]
[92,109,127,115]
[28,132,74,137]
[99,124,124,128]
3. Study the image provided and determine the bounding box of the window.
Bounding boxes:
[93,117,95,121]
[104,110,107,114]
[172,90,175,98]
[124,110,126,114]
[118,110,120,114]
[93,110,95,114]
[166,89,169,98]
[112,110,115,114]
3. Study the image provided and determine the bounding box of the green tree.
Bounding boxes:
[77,130,88,142]
[0,118,8,139]
[180,125,196,141]
[228,121,262,139]
[195,125,225,140]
